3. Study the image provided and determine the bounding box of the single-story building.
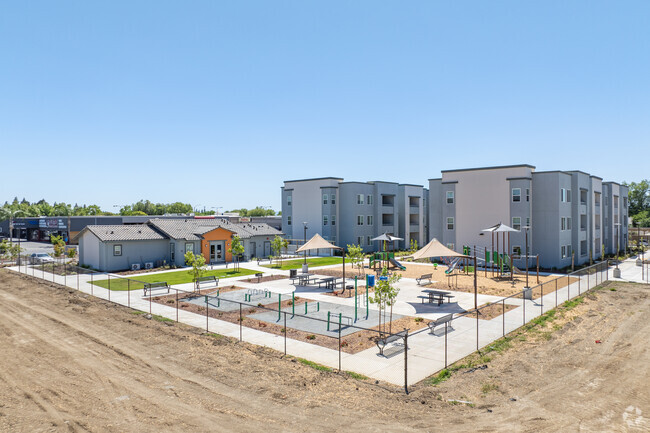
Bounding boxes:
[74,217,283,272]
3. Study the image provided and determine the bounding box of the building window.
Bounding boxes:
[526,188,530,202]
[367,236,372,246]
[512,217,521,231]
[113,244,122,256]
[287,195,292,206]
[561,245,566,259]
[357,236,364,246]
[567,189,572,203]
[594,192,601,206]
[322,194,328,205]
[170,243,175,261]
[323,215,328,226]
[561,217,566,231]
[367,215,373,226]
[614,196,619,209]
[561,188,566,202]
[512,246,521,256]
[331,215,336,226]
[512,188,521,202]
[567,244,572,257]
[367,195,373,205]
[287,216,291,226]
[567,217,572,230]
[526,217,530,227]
[331,194,336,205]
[446,191,454,204]
[331,236,336,244]
[447,217,454,230]
[185,243,194,254]
[357,215,364,226]
[357,194,364,205]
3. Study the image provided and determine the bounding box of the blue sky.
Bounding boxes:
[2,1,648,212]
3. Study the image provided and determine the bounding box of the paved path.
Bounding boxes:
[6,258,616,387]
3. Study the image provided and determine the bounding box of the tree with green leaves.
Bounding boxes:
[369,267,402,335]
[50,234,66,258]
[410,239,418,253]
[0,239,22,262]
[184,251,207,282]
[346,244,365,276]
[271,235,288,266]
[228,235,245,271]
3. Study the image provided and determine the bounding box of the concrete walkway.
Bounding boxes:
[6,258,616,387]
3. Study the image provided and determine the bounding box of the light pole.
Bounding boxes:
[303,222,308,265]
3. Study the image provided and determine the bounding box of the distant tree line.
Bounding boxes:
[625,180,650,227]
[1,198,279,219]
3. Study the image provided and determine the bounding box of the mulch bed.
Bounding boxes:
[152,292,427,354]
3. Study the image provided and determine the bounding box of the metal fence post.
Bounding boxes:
[444,322,448,368]
[284,312,287,356]
[404,331,409,395]
[502,299,505,336]
[206,295,209,332]
[476,308,479,351]
[64,262,67,287]
[108,275,111,302]
[239,303,243,342]
[149,290,152,315]
[523,293,525,326]
[555,278,558,307]
[338,324,342,372]
[540,282,544,316]
[176,289,179,322]
[567,274,570,302]
[578,271,581,295]
[91,272,94,296]
[128,279,131,308]
[76,268,79,290]
[52,262,55,282]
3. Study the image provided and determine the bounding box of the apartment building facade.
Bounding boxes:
[281,177,426,252]
[428,165,629,269]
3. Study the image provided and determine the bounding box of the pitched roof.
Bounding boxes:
[78,225,167,242]
[148,218,282,240]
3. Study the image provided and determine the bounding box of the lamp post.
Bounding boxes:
[303,222,308,265]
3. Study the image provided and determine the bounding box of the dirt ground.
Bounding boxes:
[1,268,648,432]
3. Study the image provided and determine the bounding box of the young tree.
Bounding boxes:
[67,247,77,260]
[228,235,245,271]
[184,251,207,282]
[369,267,401,335]
[410,239,418,253]
[271,235,288,266]
[346,244,365,276]
[50,234,66,258]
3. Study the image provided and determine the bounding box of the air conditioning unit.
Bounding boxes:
[144,262,154,269]
[131,263,141,271]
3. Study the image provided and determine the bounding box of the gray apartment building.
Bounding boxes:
[428,165,629,269]
[281,177,426,252]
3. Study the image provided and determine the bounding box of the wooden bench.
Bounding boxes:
[375,330,408,356]
[143,281,170,296]
[427,313,454,334]
[416,273,433,285]
[194,275,218,292]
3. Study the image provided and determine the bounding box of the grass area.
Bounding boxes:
[295,357,333,372]
[345,371,369,380]
[91,267,258,291]
[261,256,343,270]
[131,310,173,323]
[429,289,595,387]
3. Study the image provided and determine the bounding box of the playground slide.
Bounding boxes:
[389,257,406,270]
[445,258,461,274]
[512,266,524,274]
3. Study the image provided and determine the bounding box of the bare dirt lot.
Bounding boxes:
[1,269,648,432]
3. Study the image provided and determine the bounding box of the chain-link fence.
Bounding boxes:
[6,255,612,393]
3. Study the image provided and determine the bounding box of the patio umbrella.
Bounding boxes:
[371,233,403,267]
[481,223,519,280]
[295,234,346,286]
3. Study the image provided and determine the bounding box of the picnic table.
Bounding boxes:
[291,272,318,286]
[317,277,341,291]
[419,289,454,306]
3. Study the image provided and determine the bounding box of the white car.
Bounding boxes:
[31,253,55,264]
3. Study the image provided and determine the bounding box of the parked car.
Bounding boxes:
[31,253,55,264]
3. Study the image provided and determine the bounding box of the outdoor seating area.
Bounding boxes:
[418,289,455,306]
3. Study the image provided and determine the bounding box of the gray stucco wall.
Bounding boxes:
[100,239,170,272]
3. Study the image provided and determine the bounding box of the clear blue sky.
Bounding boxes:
[2,1,648,212]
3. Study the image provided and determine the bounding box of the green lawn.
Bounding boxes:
[262,256,343,270]
[91,267,258,291]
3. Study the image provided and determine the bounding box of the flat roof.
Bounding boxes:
[284,177,343,183]
[441,164,536,174]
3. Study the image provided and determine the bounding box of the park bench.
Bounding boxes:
[143,281,170,296]
[375,330,408,356]
[427,313,454,334]
[254,272,264,282]
[194,275,218,292]
[416,273,433,285]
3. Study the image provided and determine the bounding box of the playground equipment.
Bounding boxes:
[389,256,406,270]
[244,288,272,302]
[462,244,540,283]
[304,301,320,314]
[327,311,352,331]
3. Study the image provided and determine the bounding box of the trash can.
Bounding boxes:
[367,274,375,287]
[290,269,297,278]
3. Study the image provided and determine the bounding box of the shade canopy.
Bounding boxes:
[410,238,468,260]
[295,233,342,252]
[371,233,404,242]
[481,222,520,233]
